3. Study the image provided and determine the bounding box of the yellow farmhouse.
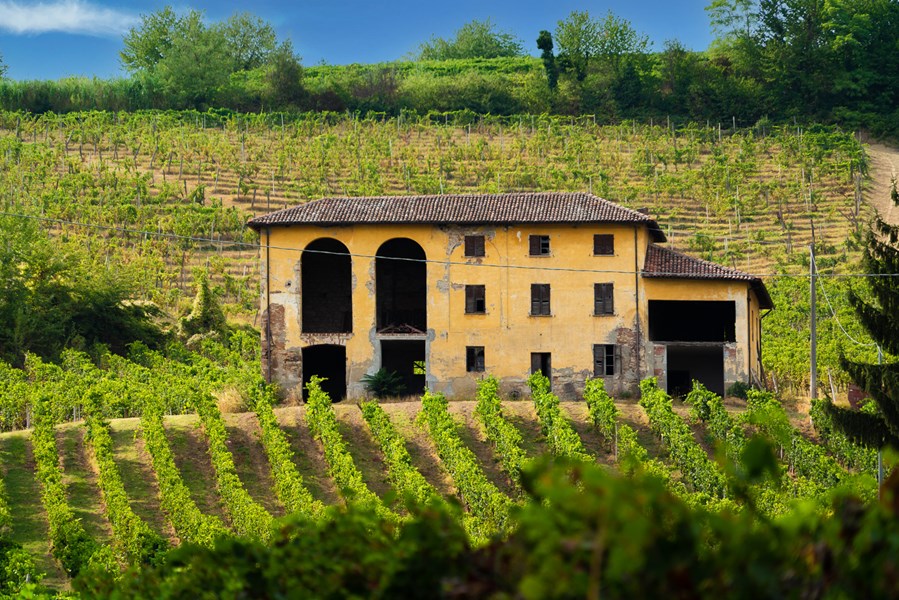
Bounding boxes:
[248,192,772,400]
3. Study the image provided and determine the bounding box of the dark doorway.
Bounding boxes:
[302,345,347,401]
[530,352,552,387]
[666,345,724,397]
[302,238,352,333]
[648,300,736,342]
[376,239,426,333]
[381,340,426,396]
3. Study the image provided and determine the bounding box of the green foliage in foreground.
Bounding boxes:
[81,457,899,599]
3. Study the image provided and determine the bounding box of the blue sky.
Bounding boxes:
[0,0,715,80]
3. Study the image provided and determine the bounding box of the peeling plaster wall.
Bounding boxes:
[258,223,764,400]
[642,279,758,393]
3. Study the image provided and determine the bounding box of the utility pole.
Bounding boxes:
[810,244,817,400]
[878,344,884,492]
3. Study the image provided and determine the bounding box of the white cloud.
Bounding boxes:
[0,1,138,36]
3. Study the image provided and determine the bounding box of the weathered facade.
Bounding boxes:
[248,193,773,400]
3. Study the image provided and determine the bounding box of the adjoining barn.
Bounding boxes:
[248,192,772,400]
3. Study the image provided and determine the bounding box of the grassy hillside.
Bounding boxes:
[0,109,882,390]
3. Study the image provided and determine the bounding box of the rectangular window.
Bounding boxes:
[530,284,551,316]
[465,285,486,314]
[593,344,616,377]
[594,283,614,315]
[464,235,485,257]
[594,234,614,255]
[529,234,551,256]
[466,346,485,372]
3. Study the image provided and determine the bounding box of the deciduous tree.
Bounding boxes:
[417,18,524,60]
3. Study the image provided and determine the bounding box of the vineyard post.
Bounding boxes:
[614,422,618,461]
[810,244,817,400]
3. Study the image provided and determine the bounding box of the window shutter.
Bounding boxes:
[531,284,550,315]
[594,234,614,255]
[531,353,542,374]
[529,235,540,255]
[465,235,485,257]
[594,283,614,315]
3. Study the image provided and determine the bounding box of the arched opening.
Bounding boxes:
[302,344,347,402]
[375,238,426,333]
[302,238,352,333]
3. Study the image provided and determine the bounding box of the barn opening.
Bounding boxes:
[648,300,736,342]
[666,345,725,397]
[380,340,426,396]
[376,238,427,333]
[649,300,734,397]
[302,238,352,333]
[302,344,346,401]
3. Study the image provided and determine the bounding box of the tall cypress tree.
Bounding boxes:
[825,216,899,448]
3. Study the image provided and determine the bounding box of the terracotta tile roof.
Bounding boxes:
[643,245,773,309]
[247,192,666,241]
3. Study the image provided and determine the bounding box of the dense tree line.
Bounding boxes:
[0,2,897,132]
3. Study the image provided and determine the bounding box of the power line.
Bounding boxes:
[811,253,877,348]
[2,210,896,280]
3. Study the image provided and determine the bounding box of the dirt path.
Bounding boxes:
[108,419,176,543]
[447,403,517,496]
[273,406,342,506]
[0,432,67,590]
[379,403,456,497]
[223,413,283,517]
[56,425,113,544]
[865,142,899,225]
[163,416,229,525]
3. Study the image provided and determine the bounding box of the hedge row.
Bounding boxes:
[684,381,747,464]
[473,376,528,486]
[419,390,512,540]
[744,389,870,494]
[31,396,114,578]
[809,398,878,474]
[639,379,728,499]
[527,373,592,462]
[193,393,273,541]
[140,408,229,547]
[83,390,169,566]
[0,436,39,594]
[360,401,441,507]
[252,394,323,519]
[304,378,395,522]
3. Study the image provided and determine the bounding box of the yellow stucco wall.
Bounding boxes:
[258,222,763,399]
